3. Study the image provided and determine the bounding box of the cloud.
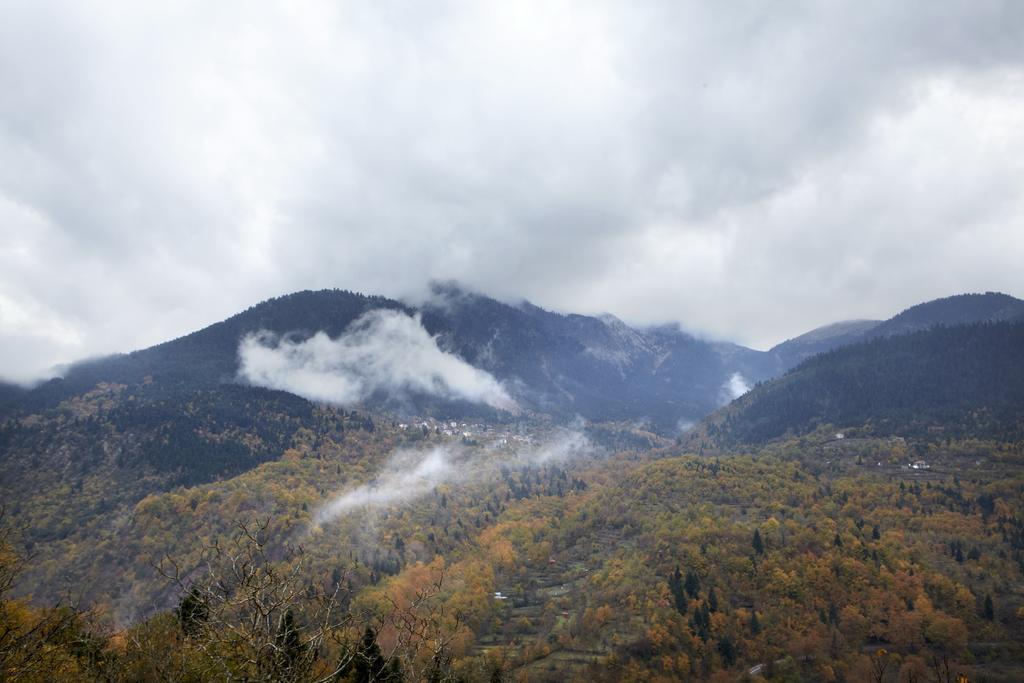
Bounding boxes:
[238,308,518,411]
[515,427,591,466]
[721,372,751,404]
[2,1,1024,380]
[312,425,594,526]
[676,418,696,435]
[313,445,455,525]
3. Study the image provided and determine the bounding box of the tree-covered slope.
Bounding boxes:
[0,284,779,605]
[768,292,1024,372]
[5,438,1023,682]
[869,292,1024,338]
[701,322,1024,447]
[768,319,881,369]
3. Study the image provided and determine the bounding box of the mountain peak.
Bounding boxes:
[872,291,1024,337]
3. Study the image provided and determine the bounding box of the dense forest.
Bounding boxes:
[696,323,1024,448]
[766,292,1024,371]
[2,423,1023,681]
[868,294,1024,338]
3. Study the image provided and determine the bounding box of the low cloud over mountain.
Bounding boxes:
[238,309,518,412]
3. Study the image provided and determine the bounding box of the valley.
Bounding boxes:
[1,289,1023,681]
[4,2,1024,679]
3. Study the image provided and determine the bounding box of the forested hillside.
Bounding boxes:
[869,293,1024,338]
[2,434,1023,681]
[768,292,1024,371]
[768,319,881,370]
[696,322,1024,449]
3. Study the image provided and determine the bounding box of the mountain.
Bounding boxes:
[419,283,779,428]
[868,291,1024,337]
[5,286,1019,486]
[767,291,1024,370]
[0,284,780,602]
[14,289,409,411]
[4,289,1024,681]
[692,321,1024,448]
[6,287,1021,472]
[768,319,881,369]
[0,381,25,412]
[5,284,779,432]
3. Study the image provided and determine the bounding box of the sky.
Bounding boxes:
[2,0,1023,383]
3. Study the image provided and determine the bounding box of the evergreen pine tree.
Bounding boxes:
[668,565,687,615]
[717,635,737,666]
[352,627,387,683]
[174,587,209,638]
[689,601,714,641]
[273,609,308,679]
[684,569,701,599]
[749,610,761,635]
[752,529,765,555]
[386,656,404,682]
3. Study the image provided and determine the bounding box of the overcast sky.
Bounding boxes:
[2,1,1023,383]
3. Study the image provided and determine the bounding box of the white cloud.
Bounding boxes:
[721,372,751,404]
[523,428,591,465]
[238,308,518,411]
[312,425,593,526]
[2,1,1024,380]
[313,445,454,525]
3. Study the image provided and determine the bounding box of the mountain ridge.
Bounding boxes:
[768,291,1024,370]
[6,287,1021,433]
[10,284,780,429]
[689,320,1024,449]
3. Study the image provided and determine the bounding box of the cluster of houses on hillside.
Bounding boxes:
[396,418,535,446]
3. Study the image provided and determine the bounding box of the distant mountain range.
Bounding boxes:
[3,287,1023,434]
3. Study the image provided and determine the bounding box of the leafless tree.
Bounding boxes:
[155,517,353,681]
[377,570,463,683]
[155,517,458,682]
[869,648,893,683]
